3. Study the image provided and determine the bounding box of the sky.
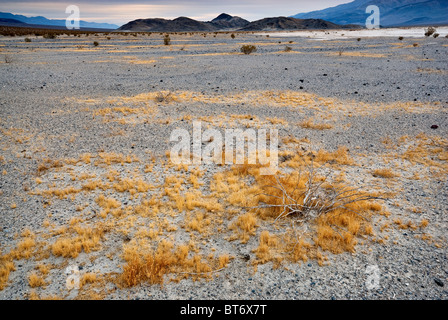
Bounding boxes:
[0,0,353,26]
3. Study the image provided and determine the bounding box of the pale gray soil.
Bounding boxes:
[0,32,447,300]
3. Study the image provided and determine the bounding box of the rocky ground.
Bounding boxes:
[0,30,447,300]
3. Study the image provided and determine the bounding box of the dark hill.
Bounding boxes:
[118,16,217,32]
[239,17,360,31]
[209,13,250,29]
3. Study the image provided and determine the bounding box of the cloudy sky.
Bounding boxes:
[0,0,353,26]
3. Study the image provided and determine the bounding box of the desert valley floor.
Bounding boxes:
[0,30,447,300]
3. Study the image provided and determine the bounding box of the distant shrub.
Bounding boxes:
[24,37,31,42]
[398,36,404,40]
[4,54,13,63]
[284,45,292,52]
[107,37,111,40]
[424,26,436,37]
[433,33,439,38]
[413,43,419,47]
[43,33,56,39]
[357,38,361,41]
[240,44,257,55]
[93,41,99,46]
[164,34,171,45]
[231,33,235,39]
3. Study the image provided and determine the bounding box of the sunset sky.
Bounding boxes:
[0,0,353,26]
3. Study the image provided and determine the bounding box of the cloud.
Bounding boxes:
[0,0,352,26]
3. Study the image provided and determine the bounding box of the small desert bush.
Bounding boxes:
[93,41,99,47]
[254,165,380,224]
[154,91,173,103]
[231,33,235,39]
[43,33,56,39]
[163,34,171,45]
[240,44,257,55]
[284,45,292,52]
[433,33,439,38]
[24,37,31,42]
[398,36,404,40]
[424,27,436,37]
[413,43,419,47]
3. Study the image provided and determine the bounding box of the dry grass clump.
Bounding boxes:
[185,211,212,234]
[28,272,45,288]
[228,212,258,243]
[37,158,63,175]
[51,225,106,258]
[81,273,97,287]
[119,240,227,287]
[252,231,282,266]
[0,251,15,290]
[299,118,333,130]
[29,291,63,300]
[12,230,36,260]
[400,134,448,169]
[372,168,398,178]
[96,194,122,217]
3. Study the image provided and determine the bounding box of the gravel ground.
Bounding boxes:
[0,31,447,300]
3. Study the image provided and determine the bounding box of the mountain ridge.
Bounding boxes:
[291,0,448,27]
[0,11,119,29]
[119,13,361,32]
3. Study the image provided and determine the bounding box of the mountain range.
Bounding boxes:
[292,0,448,27]
[118,14,360,32]
[1,0,446,33]
[118,13,250,32]
[0,11,118,29]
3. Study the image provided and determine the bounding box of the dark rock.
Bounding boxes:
[434,278,444,287]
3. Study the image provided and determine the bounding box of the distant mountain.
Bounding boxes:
[209,13,250,29]
[0,18,27,26]
[239,17,361,31]
[0,11,119,29]
[119,13,249,32]
[291,0,448,27]
[119,13,357,32]
[119,16,216,32]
